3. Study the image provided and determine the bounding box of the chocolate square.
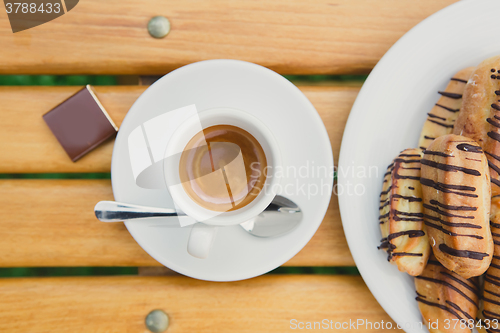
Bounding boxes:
[43,85,118,162]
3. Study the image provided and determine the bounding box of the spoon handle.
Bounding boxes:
[94,201,184,222]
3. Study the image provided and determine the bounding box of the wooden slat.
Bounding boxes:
[0,86,141,173]
[0,179,351,267]
[0,0,457,75]
[0,275,401,332]
[0,85,357,173]
[0,85,356,267]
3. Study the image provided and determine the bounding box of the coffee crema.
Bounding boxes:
[179,125,267,212]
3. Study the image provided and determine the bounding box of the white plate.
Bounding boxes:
[111,60,333,282]
[338,0,500,331]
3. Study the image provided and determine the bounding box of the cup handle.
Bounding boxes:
[187,223,217,259]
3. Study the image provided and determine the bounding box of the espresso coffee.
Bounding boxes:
[179,125,267,212]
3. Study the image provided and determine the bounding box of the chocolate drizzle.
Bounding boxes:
[391,252,422,257]
[377,241,395,250]
[485,288,500,299]
[424,150,453,158]
[485,274,500,287]
[438,244,489,260]
[393,173,420,181]
[386,229,425,241]
[393,158,421,164]
[416,291,426,298]
[379,212,389,220]
[492,178,500,188]
[484,296,500,307]
[435,103,460,113]
[399,154,421,158]
[423,203,474,219]
[483,309,500,320]
[425,214,481,229]
[438,91,462,99]
[440,271,479,296]
[392,194,422,202]
[429,199,477,211]
[416,296,463,320]
[379,200,389,209]
[456,143,482,153]
[380,186,392,195]
[426,119,454,128]
[420,178,478,198]
[424,214,481,229]
[415,275,477,308]
[488,117,500,128]
[488,131,500,143]
[427,113,447,121]
[421,159,481,176]
[392,210,424,222]
[446,300,474,320]
[489,160,500,176]
[489,261,500,270]
[424,220,483,239]
[450,77,468,83]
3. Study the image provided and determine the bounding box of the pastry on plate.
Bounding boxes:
[453,56,500,196]
[415,257,479,333]
[420,134,493,279]
[419,67,475,150]
[481,196,500,329]
[379,148,430,276]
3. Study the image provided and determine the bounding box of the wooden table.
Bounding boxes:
[0,1,459,331]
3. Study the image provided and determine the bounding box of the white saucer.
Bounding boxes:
[111,60,333,281]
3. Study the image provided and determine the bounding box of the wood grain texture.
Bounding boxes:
[0,275,401,332]
[0,86,141,173]
[0,179,352,267]
[0,0,457,75]
[0,85,358,173]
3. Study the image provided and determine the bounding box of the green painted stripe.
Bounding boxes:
[0,267,138,277]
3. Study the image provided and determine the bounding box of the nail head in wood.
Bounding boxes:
[145,309,169,332]
[148,16,171,39]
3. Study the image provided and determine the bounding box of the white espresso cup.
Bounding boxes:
[163,107,282,259]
